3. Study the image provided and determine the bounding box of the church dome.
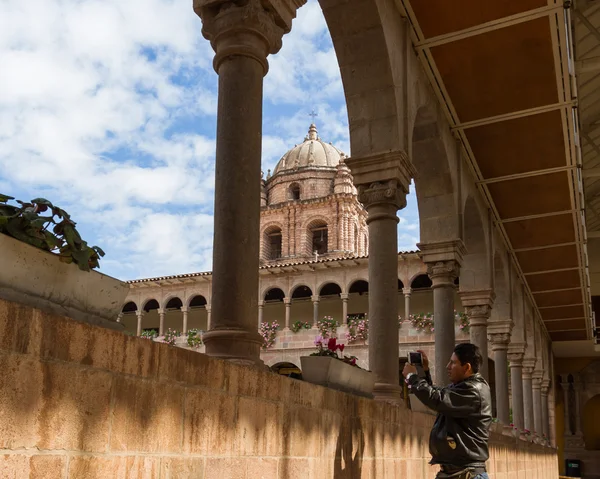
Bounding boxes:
[272,124,346,175]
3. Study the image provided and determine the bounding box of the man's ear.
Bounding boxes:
[464,362,473,374]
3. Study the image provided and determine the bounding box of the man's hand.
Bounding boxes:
[403,362,417,378]
[417,350,429,371]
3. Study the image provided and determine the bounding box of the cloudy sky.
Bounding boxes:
[0,0,419,280]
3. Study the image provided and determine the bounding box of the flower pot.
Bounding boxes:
[300,356,375,398]
[0,233,128,330]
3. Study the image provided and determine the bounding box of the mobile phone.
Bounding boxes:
[408,352,422,365]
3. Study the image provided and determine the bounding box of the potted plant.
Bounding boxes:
[300,336,375,398]
[0,194,128,329]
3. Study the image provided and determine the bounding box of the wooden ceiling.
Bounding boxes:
[401,0,592,343]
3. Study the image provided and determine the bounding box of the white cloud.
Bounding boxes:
[0,0,419,280]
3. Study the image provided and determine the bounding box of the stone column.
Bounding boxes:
[206,306,212,331]
[341,293,349,324]
[194,0,300,364]
[560,376,572,436]
[136,310,144,337]
[311,295,319,327]
[258,301,264,328]
[117,313,123,323]
[508,344,525,429]
[284,298,291,330]
[488,320,512,424]
[346,151,414,403]
[522,357,536,431]
[460,290,495,380]
[418,240,465,385]
[533,370,543,435]
[182,307,189,334]
[158,309,166,336]
[403,287,411,322]
[573,374,584,436]
[541,379,550,439]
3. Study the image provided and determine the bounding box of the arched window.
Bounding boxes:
[289,183,301,201]
[263,226,282,260]
[309,220,328,255]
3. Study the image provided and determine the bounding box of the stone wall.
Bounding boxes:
[0,298,558,478]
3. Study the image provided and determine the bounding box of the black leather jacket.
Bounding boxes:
[408,371,492,468]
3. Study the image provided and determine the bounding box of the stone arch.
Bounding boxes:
[583,394,600,450]
[411,274,432,290]
[290,284,313,299]
[271,361,302,379]
[410,104,459,243]
[318,281,343,296]
[348,279,369,294]
[460,195,490,290]
[163,296,183,311]
[121,301,137,313]
[187,294,208,308]
[142,298,159,312]
[319,0,405,158]
[261,222,284,261]
[263,287,285,302]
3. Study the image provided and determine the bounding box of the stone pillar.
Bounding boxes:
[341,293,349,324]
[541,379,550,439]
[136,310,144,337]
[403,287,411,322]
[311,295,319,327]
[284,298,291,330]
[533,370,543,435]
[182,307,189,334]
[117,313,123,323]
[418,240,465,385]
[460,290,495,380]
[488,320,512,424]
[560,376,572,436]
[206,306,212,331]
[258,301,264,328]
[158,309,166,336]
[522,357,536,431]
[573,374,584,436]
[346,151,414,403]
[194,0,300,364]
[508,344,525,429]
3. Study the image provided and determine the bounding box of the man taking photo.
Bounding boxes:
[402,343,492,479]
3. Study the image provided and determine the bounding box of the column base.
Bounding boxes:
[373,382,403,404]
[203,327,263,366]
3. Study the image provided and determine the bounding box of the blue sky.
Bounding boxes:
[0,0,419,280]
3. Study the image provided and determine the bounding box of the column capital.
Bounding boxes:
[157,308,165,315]
[340,293,349,300]
[522,357,537,377]
[345,150,415,198]
[402,287,412,296]
[257,301,264,308]
[284,298,291,305]
[357,180,407,213]
[194,0,303,74]
[418,239,466,265]
[181,306,189,313]
[311,295,320,303]
[532,370,543,389]
[488,319,513,351]
[135,310,144,316]
[541,379,551,396]
[460,290,494,327]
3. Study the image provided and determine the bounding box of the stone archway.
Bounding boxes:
[461,195,490,290]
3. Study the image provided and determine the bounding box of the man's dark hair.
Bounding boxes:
[454,343,482,373]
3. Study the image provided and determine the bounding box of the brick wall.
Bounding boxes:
[0,298,558,478]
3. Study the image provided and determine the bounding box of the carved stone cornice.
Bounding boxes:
[194,0,300,74]
[418,239,466,266]
[357,180,406,213]
[522,357,537,378]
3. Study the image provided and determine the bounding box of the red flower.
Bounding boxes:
[337,344,345,352]
[327,337,337,351]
